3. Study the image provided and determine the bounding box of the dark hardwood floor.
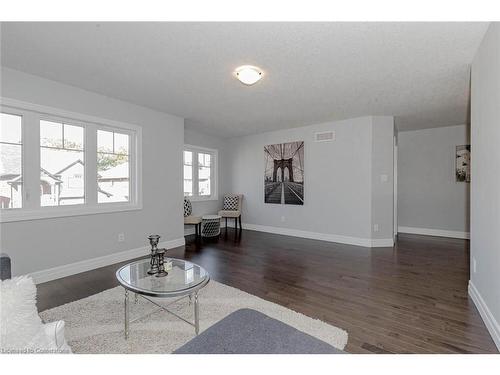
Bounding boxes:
[36,229,498,354]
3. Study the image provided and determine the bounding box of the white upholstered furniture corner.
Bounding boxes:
[0,254,71,353]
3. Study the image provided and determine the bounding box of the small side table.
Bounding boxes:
[202,215,222,237]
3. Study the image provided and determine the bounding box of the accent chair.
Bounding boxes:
[183,197,202,237]
[218,194,243,231]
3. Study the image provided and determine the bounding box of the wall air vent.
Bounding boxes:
[314,131,335,142]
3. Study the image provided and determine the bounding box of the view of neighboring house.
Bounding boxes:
[0,146,21,208]
[0,146,129,207]
[41,160,84,206]
[98,162,130,203]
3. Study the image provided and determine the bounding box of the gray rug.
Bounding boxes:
[40,281,348,353]
[174,308,345,354]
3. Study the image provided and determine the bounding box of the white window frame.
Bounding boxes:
[0,97,142,223]
[0,108,25,210]
[39,114,87,207]
[96,125,135,205]
[184,144,218,202]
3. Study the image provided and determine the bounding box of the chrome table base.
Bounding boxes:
[123,289,200,339]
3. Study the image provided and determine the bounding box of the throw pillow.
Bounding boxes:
[223,195,239,211]
[183,197,192,217]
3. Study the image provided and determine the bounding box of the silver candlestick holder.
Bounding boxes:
[147,234,161,275]
[155,249,168,277]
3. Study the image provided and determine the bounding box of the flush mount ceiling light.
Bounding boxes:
[234,65,263,85]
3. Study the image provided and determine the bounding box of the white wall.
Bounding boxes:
[397,124,470,236]
[371,116,395,241]
[183,127,227,234]
[469,22,500,350]
[225,116,394,247]
[0,68,185,277]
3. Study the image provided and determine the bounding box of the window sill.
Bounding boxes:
[188,196,219,202]
[0,203,142,223]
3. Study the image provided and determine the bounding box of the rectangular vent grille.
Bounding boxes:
[314,131,335,142]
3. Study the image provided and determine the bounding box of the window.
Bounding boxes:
[183,145,217,201]
[183,150,193,196]
[0,113,23,209]
[0,98,142,222]
[198,152,211,196]
[40,120,85,206]
[97,130,130,203]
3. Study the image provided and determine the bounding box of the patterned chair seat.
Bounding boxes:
[184,215,202,224]
[217,210,241,218]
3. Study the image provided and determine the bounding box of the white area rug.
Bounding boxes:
[40,281,348,353]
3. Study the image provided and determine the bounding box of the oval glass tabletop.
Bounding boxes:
[116,258,210,297]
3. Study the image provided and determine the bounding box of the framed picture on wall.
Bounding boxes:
[264,141,304,205]
[456,145,471,183]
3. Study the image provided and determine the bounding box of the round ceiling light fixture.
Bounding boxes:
[234,65,263,86]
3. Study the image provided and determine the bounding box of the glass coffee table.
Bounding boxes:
[116,258,210,339]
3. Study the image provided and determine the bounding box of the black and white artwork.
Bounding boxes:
[264,141,304,205]
[455,145,471,183]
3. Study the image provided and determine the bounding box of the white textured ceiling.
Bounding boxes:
[0,22,489,137]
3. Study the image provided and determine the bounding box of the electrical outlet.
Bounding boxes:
[472,257,477,273]
[373,224,379,232]
[118,233,125,242]
[281,216,286,222]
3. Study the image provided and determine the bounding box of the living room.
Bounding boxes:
[1,1,499,373]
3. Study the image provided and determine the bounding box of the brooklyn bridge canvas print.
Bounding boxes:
[264,141,304,205]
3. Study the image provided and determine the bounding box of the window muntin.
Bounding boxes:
[40,120,85,206]
[0,113,23,209]
[97,129,130,203]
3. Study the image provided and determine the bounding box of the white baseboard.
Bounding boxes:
[398,226,470,239]
[28,237,186,284]
[370,238,395,247]
[242,223,393,248]
[468,281,500,351]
